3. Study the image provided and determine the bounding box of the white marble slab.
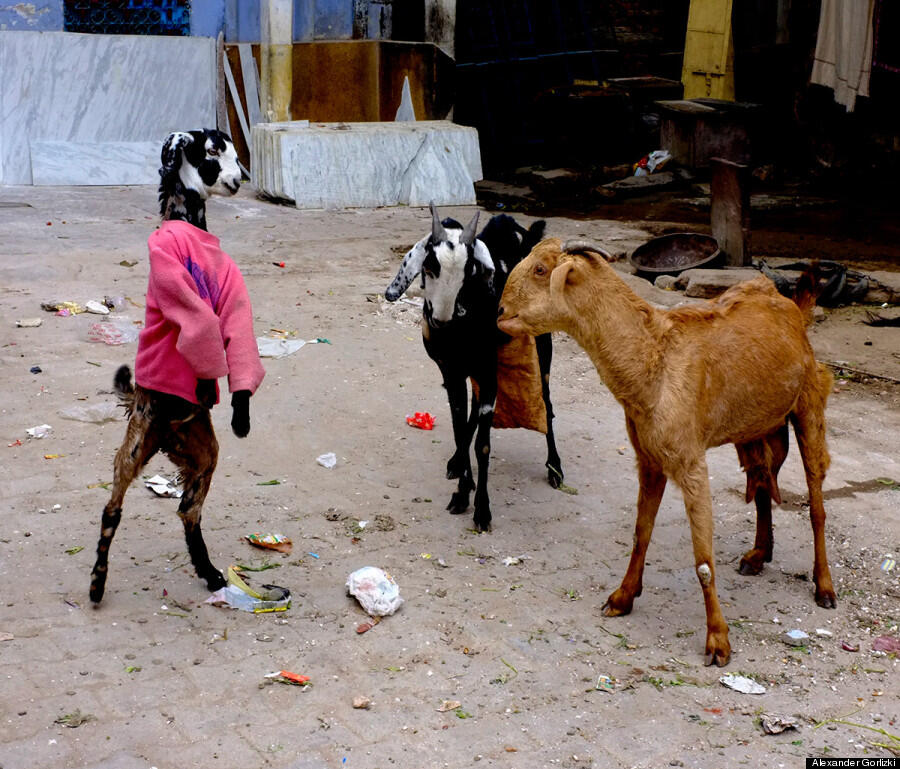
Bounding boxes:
[31,141,160,186]
[252,120,482,209]
[0,31,216,185]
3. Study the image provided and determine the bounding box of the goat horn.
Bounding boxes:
[461,211,480,245]
[430,201,447,242]
[563,238,613,261]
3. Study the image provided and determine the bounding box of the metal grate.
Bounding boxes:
[64,1,191,37]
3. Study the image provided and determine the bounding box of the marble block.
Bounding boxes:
[252,121,482,209]
[31,141,160,186]
[0,32,216,185]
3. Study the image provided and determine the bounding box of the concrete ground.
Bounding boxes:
[0,185,898,769]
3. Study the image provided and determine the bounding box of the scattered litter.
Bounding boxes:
[65,546,84,555]
[43,454,63,460]
[317,452,337,469]
[54,709,94,728]
[872,635,900,653]
[307,552,320,559]
[406,412,435,430]
[257,336,328,358]
[347,566,403,617]
[256,479,281,486]
[26,424,52,439]
[59,402,121,424]
[104,295,126,310]
[502,555,528,566]
[272,261,286,268]
[16,318,42,328]
[7,439,22,447]
[86,320,140,345]
[815,628,833,638]
[85,300,110,315]
[633,149,672,176]
[719,674,766,694]
[842,641,860,652]
[245,532,292,554]
[352,696,371,709]
[783,629,810,647]
[437,700,462,712]
[0,632,13,642]
[882,555,896,573]
[356,621,375,634]
[595,674,616,692]
[42,301,85,315]
[118,259,138,268]
[761,714,798,734]
[264,670,310,686]
[144,474,182,498]
[30,366,42,374]
[205,566,290,613]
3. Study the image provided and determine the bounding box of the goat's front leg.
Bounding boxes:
[166,413,226,591]
[675,458,731,667]
[444,376,475,515]
[603,432,666,616]
[535,333,563,488]
[471,378,497,532]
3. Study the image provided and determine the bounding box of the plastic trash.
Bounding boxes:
[42,300,85,315]
[16,318,42,328]
[347,566,403,617]
[761,714,798,734]
[317,452,337,469]
[719,674,766,694]
[144,474,182,498]
[26,424,52,439]
[872,635,900,653]
[85,300,110,315]
[87,320,140,345]
[59,402,121,424]
[245,532,292,554]
[633,149,672,176]
[264,670,310,686]
[205,566,291,613]
[257,337,308,358]
[406,412,435,430]
[783,629,810,647]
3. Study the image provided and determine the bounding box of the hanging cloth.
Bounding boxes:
[810,0,875,111]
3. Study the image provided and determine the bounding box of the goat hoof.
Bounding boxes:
[447,493,469,516]
[815,589,837,609]
[205,570,227,591]
[738,553,765,576]
[546,464,564,489]
[601,596,633,617]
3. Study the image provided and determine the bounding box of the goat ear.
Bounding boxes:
[385,236,428,301]
[472,239,495,275]
[160,131,194,174]
[550,259,578,303]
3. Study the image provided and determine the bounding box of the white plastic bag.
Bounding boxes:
[347,566,403,616]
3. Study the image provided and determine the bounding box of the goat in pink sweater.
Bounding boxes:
[91,130,265,603]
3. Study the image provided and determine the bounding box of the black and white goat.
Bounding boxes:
[158,129,241,230]
[385,204,563,531]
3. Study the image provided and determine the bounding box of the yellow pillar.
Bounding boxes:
[260,0,293,122]
[682,0,735,101]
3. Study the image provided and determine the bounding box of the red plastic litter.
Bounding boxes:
[406,412,435,430]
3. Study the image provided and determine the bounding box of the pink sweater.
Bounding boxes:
[134,220,265,404]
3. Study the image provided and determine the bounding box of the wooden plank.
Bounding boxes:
[238,43,262,126]
[223,50,251,152]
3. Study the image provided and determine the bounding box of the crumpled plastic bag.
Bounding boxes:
[346,566,403,616]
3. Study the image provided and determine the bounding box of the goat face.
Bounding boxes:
[385,203,494,327]
[498,238,572,337]
[160,129,241,201]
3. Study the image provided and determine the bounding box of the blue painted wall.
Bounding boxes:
[191,0,226,37]
[0,1,63,30]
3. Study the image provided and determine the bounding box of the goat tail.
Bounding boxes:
[113,365,136,415]
[563,239,613,262]
[792,261,821,325]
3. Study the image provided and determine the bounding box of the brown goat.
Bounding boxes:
[497,238,836,666]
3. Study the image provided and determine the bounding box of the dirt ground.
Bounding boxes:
[0,185,898,769]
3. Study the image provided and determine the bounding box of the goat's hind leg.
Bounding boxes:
[90,405,160,604]
[165,410,226,591]
[536,333,564,488]
[735,422,789,575]
[471,379,497,532]
[791,366,837,609]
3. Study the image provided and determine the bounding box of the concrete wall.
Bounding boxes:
[424,0,454,57]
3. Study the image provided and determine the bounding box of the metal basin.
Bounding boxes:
[628,233,722,279]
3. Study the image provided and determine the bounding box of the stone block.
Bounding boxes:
[252,120,482,208]
[602,171,677,196]
[677,268,761,298]
[864,271,900,305]
[31,141,159,186]
[0,31,215,185]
